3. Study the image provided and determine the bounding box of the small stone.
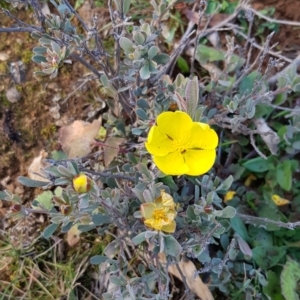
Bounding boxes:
[6,87,21,103]
[0,52,9,61]
[49,105,61,119]
[52,94,62,103]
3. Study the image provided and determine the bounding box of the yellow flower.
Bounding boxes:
[73,173,93,194]
[224,190,236,202]
[271,194,290,206]
[145,111,218,176]
[244,174,257,187]
[140,191,177,233]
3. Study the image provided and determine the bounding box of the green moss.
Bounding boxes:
[102,36,115,55]
[0,62,7,73]
[21,49,33,64]
[12,42,22,56]
[41,124,57,139]
[0,92,10,107]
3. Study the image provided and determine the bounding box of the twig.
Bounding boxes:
[70,53,102,79]
[2,9,43,31]
[245,5,300,27]
[63,0,89,32]
[197,237,237,275]
[61,75,99,104]
[233,29,292,63]
[268,54,300,84]
[237,213,300,230]
[250,131,266,159]
[0,27,41,33]
[151,4,242,84]
[80,168,136,182]
[155,0,178,27]
[191,0,208,75]
[268,103,300,113]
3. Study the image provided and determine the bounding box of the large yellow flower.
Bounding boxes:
[140,191,177,233]
[145,111,218,176]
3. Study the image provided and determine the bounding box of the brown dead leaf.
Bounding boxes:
[159,253,214,300]
[103,136,125,167]
[28,150,50,183]
[183,9,229,27]
[59,120,101,158]
[67,224,81,247]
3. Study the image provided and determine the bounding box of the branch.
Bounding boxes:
[0,27,40,33]
[237,213,300,230]
[245,5,300,27]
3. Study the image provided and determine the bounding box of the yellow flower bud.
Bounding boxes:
[271,194,290,206]
[224,190,236,202]
[72,173,93,194]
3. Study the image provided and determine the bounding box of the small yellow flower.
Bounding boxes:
[73,173,93,194]
[140,191,177,233]
[224,191,236,202]
[244,174,257,187]
[145,111,218,176]
[271,194,290,206]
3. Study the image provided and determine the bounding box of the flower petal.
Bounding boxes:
[166,208,177,221]
[145,126,176,156]
[156,111,193,141]
[189,123,219,150]
[183,149,216,176]
[153,151,189,175]
[161,220,176,233]
[140,203,155,219]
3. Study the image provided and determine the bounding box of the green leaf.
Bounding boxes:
[276,160,292,191]
[33,47,47,55]
[132,232,147,245]
[123,0,131,14]
[92,214,111,225]
[220,206,236,218]
[18,176,49,187]
[252,246,286,269]
[216,175,233,192]
[281,258,300,300]
[242,157,269,173]
[133,32,146,45]
[43,223,59,239]
[148,46,159,59]
[50,150,68,160]
[292,76,300,92]
[185,76,199,121]
[119,37,134,54]
[35,191,53,210]
[230,216,251,243]
[160,176,178,193]
[196,44,224,64]
[140,62,150,79]
[164,235,182,257]
[136,108,148,120]
[152,53,170,64]
[176,56,189,73]
[137,98,150,109]
[32,55,47,64]
[239,71,262,96]
[264,270,285,300]
[90,255,108,265]
[77,224,96,232]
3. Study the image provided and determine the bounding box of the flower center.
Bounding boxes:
[172,138,190,153]
[153,208,168,221]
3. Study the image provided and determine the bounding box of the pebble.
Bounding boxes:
[0,52,9,61]
[49,105,61,119]
[6,87,22,103]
